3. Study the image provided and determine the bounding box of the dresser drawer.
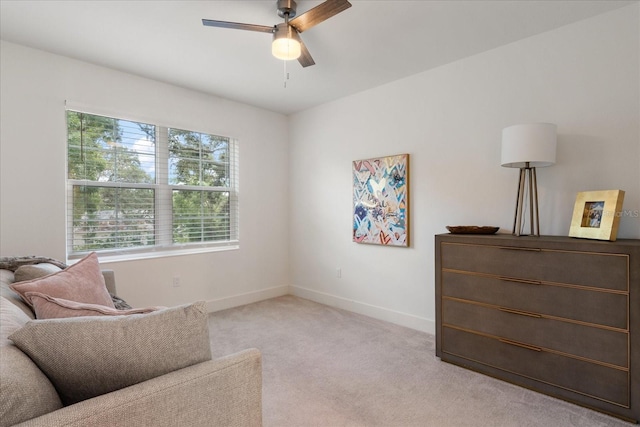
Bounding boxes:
[442,327,629,407]
[442,298,628,368]
[440,242,628,291]
[441,271,628,330]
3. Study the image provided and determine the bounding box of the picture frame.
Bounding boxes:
[352,153,409,247]
[568,190,625,241]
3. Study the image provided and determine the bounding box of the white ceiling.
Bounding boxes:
[0,0,635,115]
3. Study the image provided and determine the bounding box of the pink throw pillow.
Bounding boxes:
[9,252,115,309]
[26,292,163,319]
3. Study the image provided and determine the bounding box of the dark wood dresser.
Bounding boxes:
[435,233,640,422]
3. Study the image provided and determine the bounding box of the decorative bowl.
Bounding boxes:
[446,226,500,235]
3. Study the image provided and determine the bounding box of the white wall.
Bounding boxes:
[1,5,638,331]
[288,5,640,334]
[0,41,291,309]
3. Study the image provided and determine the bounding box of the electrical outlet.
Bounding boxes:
[336,268,342,279]
[172,276,181,288]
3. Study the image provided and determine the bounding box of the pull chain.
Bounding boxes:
[283,60,290,88]
[283,12,290,88]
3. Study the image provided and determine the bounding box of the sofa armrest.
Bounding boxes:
[101,270,116,296]
[15,349,262,427]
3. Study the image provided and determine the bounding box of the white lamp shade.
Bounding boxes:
[501,123,557,168]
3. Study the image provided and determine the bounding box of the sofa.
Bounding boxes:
[0,257,262,427]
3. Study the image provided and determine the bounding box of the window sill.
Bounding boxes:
[70,244,239,265]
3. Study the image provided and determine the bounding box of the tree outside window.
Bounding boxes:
[66,111,238,257]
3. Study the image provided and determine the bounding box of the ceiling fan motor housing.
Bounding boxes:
[277,0,297,19]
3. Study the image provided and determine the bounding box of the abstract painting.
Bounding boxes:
[353,154,409,246]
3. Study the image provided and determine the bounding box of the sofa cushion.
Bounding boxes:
[0,269,34,319]
[9,252,115,309]
[0,296,31,345]
[14,263,62,282]
[0,297,63,426]
[27,291,162,319]
[9,301,212,406]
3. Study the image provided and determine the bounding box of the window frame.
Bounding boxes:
[65,105,239,262]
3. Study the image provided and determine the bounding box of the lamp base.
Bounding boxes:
[512,163,540,236]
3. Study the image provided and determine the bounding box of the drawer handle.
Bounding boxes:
[499,247,541,252]
[498,307,542,318]
[499,277,542,286]
[498,338,542,352]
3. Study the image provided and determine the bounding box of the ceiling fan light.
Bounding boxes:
[272,38,301,60]
[272,23,301,60]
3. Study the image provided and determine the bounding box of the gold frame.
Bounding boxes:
[569,190,625,241]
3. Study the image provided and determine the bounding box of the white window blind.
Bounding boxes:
[66,110,239,259]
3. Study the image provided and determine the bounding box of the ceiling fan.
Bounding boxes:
[202,0,352,67]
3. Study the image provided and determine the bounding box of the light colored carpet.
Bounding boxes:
[208,295,629,427]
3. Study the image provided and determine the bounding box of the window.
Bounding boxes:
[66,110,238,259]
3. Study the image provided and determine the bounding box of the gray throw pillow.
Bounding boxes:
[13,263,62,283]
[9,301,212,406]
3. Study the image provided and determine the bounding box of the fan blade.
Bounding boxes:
[202,19,274,34]
[289,0,351,33]
[298,39,315,67]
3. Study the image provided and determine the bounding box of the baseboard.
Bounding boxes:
[206,285,289,313]
[290,286,435,335]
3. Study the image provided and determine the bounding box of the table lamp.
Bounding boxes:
[501,123,557,236]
